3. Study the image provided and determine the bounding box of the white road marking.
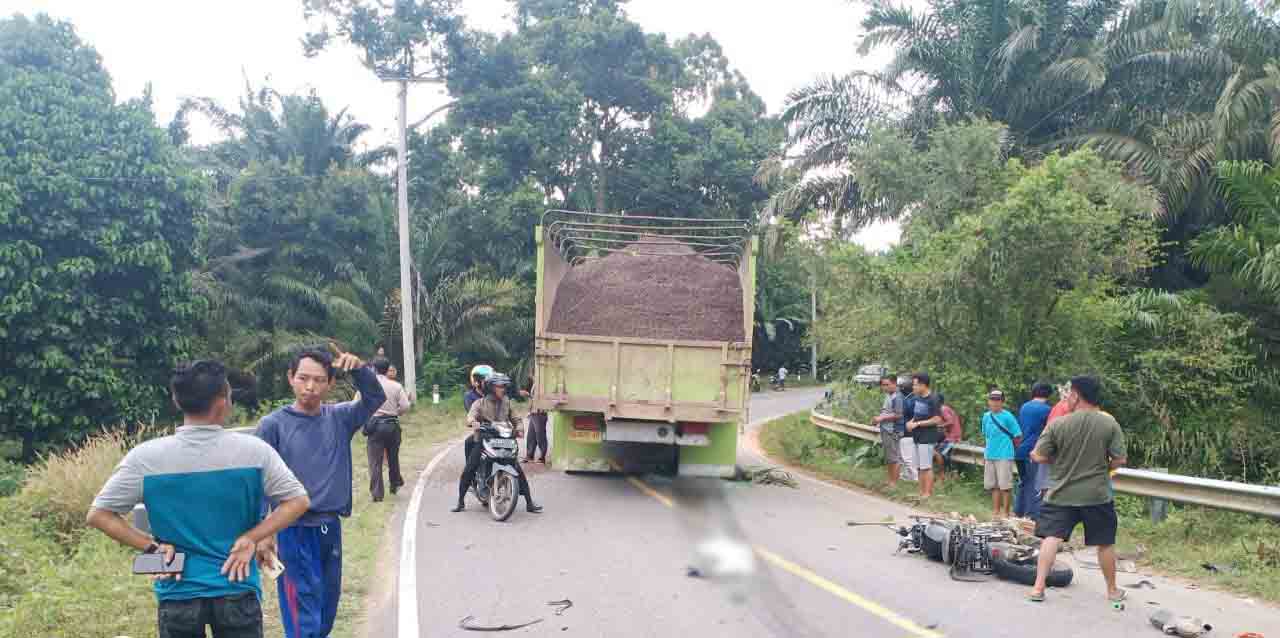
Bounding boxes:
[398,438,460,638]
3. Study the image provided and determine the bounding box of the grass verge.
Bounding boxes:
[0,399,462,638]
[760,412,1280,602]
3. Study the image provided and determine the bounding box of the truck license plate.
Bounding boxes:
[568,430,601,443]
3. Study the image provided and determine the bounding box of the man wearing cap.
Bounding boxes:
[982,389,1022,520]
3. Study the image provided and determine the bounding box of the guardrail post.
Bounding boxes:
[432,384,440,405]
[1149,467,1169,523]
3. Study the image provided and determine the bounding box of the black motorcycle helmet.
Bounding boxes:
[483,372,512,396]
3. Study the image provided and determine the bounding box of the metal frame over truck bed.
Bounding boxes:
[532,210,756,477]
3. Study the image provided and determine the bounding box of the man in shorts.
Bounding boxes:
[981,389,1021,519]
[1028,375,1127,604]
[870,375,905,488]
[905,372,944,498]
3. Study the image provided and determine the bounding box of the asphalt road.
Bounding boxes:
[367,389,1279,638]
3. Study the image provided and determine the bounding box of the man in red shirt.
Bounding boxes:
[933,393,963,487]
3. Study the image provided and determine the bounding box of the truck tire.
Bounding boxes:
[992,556,1074,587]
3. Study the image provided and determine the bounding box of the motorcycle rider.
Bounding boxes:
[462,365,493,462]
[452,373,543,514]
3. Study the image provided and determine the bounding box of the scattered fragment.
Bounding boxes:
[1125,580,1158,590]
[827,546,837,551]
[1201,562,1235,574]
[547,600,573,616]
[459,616,545,632]
[1149,609,1213,638]
[734,466,798,487]
[1235,633,1264,638]
[424,522,440,528]
[686,566,703,578]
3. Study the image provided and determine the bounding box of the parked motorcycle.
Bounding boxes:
[750,370,762,393]
[470,421,523,522]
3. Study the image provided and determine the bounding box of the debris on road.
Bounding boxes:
[547,599,573,616]
[686,566,703,578]
[1149,608,1213,638]
[731,466,798,487]
[1201,562,1236,574]
[1125,579,1158,590]
[459,615,545,632]
[1235,633,1264,638]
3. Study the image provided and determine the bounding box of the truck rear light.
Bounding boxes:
[573,415,600,431]
[680,422,709,435]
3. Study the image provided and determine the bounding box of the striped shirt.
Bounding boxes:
[92,426,306,601]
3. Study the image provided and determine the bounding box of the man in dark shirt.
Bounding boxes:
[906,372,944,498]
[255,346,384,638]
[1015,382,1054,519]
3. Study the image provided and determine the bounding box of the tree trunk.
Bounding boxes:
[21,427,35,463]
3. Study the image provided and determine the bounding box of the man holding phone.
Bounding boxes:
[87,360,311,638]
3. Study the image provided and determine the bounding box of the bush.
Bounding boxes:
[20,429,136,541]
[0,459,24,497]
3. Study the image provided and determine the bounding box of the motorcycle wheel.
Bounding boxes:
[488,472,518,522]
[991,556,1074,587]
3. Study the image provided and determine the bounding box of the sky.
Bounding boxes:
[10,0,900,249]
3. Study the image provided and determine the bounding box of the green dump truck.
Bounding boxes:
[532,210,755,477]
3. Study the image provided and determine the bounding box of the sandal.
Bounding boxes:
[1108,590,1128,604]
[1028,591,1046,603]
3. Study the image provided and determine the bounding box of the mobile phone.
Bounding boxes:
[132,551,186,575]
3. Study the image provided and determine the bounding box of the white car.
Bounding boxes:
[853,364,887,387]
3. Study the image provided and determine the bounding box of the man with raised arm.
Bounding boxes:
[256,345,384,638]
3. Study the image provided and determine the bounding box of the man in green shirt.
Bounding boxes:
[1027,375,1127,604]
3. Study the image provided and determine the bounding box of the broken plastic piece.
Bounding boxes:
[458,616,545,632]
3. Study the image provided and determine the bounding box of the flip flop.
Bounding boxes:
[1028,592,1046,603]
[1108,590,1128,603]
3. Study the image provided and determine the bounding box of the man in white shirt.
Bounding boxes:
[364,357,412,501]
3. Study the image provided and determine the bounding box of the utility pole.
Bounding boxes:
[810,271,818,381]
[380,74,447,401]
[394,79,416,400]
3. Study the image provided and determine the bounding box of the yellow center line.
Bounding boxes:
[625,475,676,509]
[627,475,945,638]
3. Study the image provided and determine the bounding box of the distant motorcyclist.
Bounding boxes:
[463,364,493,413]
[452,373,543,514]
[462,365,493,462]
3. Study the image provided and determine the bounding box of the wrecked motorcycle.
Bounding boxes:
[891,516,1074,587]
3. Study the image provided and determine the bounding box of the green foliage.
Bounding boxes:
[0,14,204,459]
[819,132,1159,393]
[302,0,465,80]
[0,460,24,497]
[177,79,396,400]
[1100,290,1266,477]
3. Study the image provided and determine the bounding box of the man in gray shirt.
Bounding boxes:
[88,360,310,638]
[870,375,905,488]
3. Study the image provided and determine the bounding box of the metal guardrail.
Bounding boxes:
[809,409,1280,519]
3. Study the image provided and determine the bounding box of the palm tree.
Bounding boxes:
[1192,160,1280,298]
[754,291,808,342]
[179,80,385,178]
[759,0,1133,232]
